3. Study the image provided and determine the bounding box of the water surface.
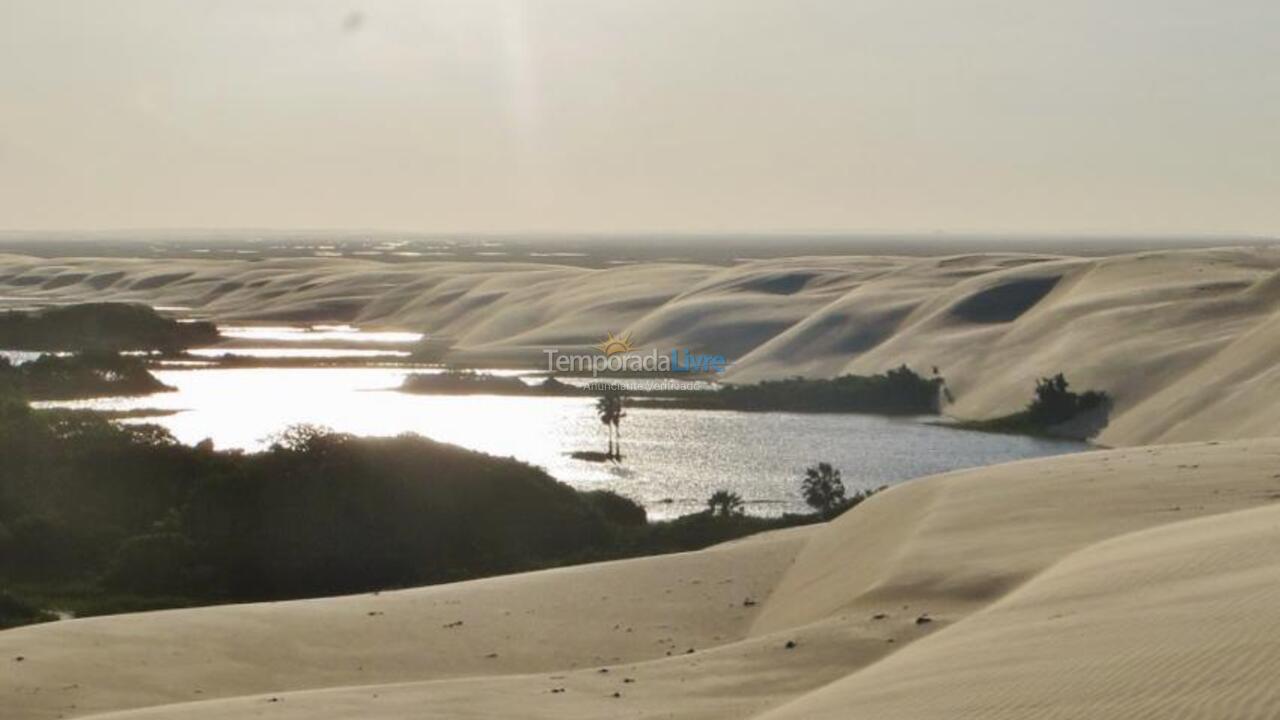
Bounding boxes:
[44,367,1089,518]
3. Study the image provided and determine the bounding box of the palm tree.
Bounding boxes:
[707,490,745,518]
[594,393,614,457]
[801,462,847,517]
[595,387,626,459]
[611,390,627,458]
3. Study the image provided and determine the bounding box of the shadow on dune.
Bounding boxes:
[950,276,1061,323]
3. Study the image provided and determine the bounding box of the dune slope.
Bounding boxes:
[7,439,1280,719]
[761,502,1280,720]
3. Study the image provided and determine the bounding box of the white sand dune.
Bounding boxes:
[7,439,1280,719]
[8,247,1280,718]
[0,527,812,720]
[6,247,1280,444]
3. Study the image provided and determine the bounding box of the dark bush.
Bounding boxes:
[2,515,98,580]
[401,369,530,395]
[1027,373,1111,426]
[0,589,56,629]
[706,490,745,517]
[178,429,615,596]
[0,302,219,352]
[956,373,1112,439]
[643,365,944,415]
[584,490,648,527]
[102,532,199,595]
[6,351,172,400]
[624,511,820,555]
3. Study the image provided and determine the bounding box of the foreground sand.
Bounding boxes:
[7,438,1280,719]
[6,246,1280,445]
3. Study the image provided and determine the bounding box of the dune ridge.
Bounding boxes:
[6,247,1280,445]
[7,439,1280,719]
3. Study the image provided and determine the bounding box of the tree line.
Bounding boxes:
[0,383,850,628]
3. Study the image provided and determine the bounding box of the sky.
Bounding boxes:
[1,0,1277,236]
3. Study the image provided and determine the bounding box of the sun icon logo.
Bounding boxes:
[595,331,636,356]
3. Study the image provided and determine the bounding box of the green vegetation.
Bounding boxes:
[0,352,172,400]
[643,470,881,556]
[0,302,218,352]
[707,490,745,517]
[800,462,880,519]
[0,406,617,614]
[802,462,846,517]
[620,511,820,556]
[0,589,57,628]
[581,489,648,527]
[400,371,596,396]
[634,365,944,415]
[1027,373,1110,426]
[400,365,945,418]
[954,373,1112,439]
[0,384,871,628]
[399,369,531,395]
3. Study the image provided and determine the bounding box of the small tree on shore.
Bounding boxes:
[802,462,847,517]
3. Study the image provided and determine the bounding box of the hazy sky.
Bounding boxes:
[2,1,1277,235]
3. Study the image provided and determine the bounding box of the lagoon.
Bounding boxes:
[43,366,1089,518]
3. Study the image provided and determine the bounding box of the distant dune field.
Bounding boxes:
[5,246,1280,446]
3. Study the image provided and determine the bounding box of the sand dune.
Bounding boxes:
[6,247,1280,444]
[7,439,1280,719]
[8,247,1280,718]
[761,501,1280,720]
[0,528,812,720]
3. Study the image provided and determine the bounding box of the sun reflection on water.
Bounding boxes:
[41,367,1088,519]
